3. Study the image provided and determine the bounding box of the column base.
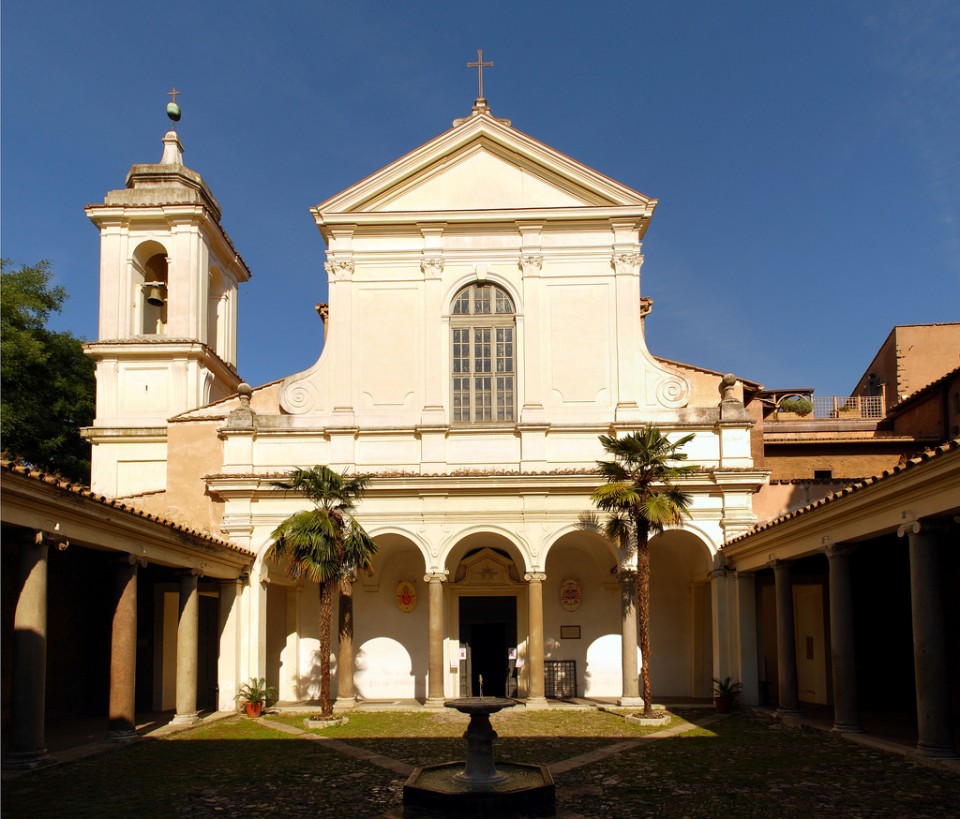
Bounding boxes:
[170,712,201,727]
[333,697,357,712]
[831,722,862,734]
[106,728,139,743]
[3,749,54,771]
[916,742,959,759]
[617,696,644,707]
[524,696,549,709]
[775,708,803,723]
[423,697,447,709]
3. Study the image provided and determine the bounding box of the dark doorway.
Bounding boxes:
[459,596,516,697]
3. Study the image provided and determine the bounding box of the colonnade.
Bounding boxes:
[335,564,644,708]
[4,533,209,769]
[749,519,956,759]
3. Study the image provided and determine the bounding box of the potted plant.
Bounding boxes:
[236,677,277,718]
[777,397,813,418]
[712,677,742,714]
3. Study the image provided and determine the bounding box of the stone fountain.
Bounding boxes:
[403,679,555,815]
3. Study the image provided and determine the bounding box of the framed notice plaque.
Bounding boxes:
[560,625,581,640]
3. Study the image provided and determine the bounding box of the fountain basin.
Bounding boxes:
[403,761,555,815]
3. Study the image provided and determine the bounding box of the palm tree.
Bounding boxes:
[592,427,695,716]
[267,466,377,716]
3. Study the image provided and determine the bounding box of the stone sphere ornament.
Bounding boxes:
[166,102,182,122]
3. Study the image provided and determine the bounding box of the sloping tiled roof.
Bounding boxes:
[1,459,252,555]
[724,439,960,546]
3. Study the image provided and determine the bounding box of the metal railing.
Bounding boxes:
[799,395,885,419]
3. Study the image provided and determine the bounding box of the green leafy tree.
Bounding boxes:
[592,427,695,716]
[267,466,377,716]
[1,260,94,482]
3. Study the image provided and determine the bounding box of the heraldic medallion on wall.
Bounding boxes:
[560,579,581,612]
[396,581,417,613]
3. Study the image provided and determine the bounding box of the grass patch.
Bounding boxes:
[5,711,958,817]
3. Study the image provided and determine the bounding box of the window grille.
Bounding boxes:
[450,284,516,423]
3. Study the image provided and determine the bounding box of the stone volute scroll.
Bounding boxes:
[609,251,691,410]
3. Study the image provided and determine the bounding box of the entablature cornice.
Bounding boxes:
[316,205,654,233]
[81,426,167,443]
[83,339,241,381]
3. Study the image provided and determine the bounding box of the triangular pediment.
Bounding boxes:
[314,112,654,217]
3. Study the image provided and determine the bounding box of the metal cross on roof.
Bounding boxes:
[167,87,181,104]
[467,49,493,101]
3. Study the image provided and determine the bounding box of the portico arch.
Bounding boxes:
[543,528,621,698]
[649,528,715,698]
[353,532,427,701]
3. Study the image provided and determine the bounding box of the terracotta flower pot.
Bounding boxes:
[714,695,733,714]
[244,701,263,718]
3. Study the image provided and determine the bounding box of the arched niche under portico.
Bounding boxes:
[353,531,428,701]
[648,528,715,698]
[542,529,621,699]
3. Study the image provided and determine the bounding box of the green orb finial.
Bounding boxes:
[166,87,182,123]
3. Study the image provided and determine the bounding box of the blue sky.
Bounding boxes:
[3,1,958,397]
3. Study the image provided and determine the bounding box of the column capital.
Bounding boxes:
[34,529,68,551]
[524,572,547,583]
[768,558,792,571]
[420,256,445,279]
[617,568,637,583]
[822,541,854,559]
[424,570,449,584]
[518,254,543,276]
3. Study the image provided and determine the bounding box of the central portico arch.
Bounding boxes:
[445,532,531,699]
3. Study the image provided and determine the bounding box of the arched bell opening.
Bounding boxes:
[131,241,169,336]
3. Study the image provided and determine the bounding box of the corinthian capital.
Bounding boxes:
[324,259,355,281]
[420,256,445,278]
[519,254,543,276]
[612,252,643,276]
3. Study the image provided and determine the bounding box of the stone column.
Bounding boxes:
[772,560,801,717]
[108,555,140,740]
[900,521,957,758]
[424,571,448,707]
[335,578,355,710]
[525,572,547,707]
[4,533,53,770]
[735,572,760,707]
[618,569,642,706]
[172,569,201,726]
[825,543,861,733]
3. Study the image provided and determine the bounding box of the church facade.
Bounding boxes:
[81,99,769,713]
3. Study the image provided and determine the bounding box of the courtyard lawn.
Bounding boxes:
[3,710,958,817]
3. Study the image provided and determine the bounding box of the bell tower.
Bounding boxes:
[83,95,251,496]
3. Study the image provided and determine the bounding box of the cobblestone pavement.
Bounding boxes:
[4,710,959,817]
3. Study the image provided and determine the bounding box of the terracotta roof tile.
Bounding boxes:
[1,460,252,556]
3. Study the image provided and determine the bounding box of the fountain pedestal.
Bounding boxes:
[449,697,512,786]
[402,697,555,816]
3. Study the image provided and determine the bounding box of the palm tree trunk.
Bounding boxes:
[319,579,334,716]
[636,533,653,716]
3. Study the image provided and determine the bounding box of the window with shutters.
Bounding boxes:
[450,284,516,424]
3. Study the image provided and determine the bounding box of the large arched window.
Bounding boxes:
[451,283,516,423]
